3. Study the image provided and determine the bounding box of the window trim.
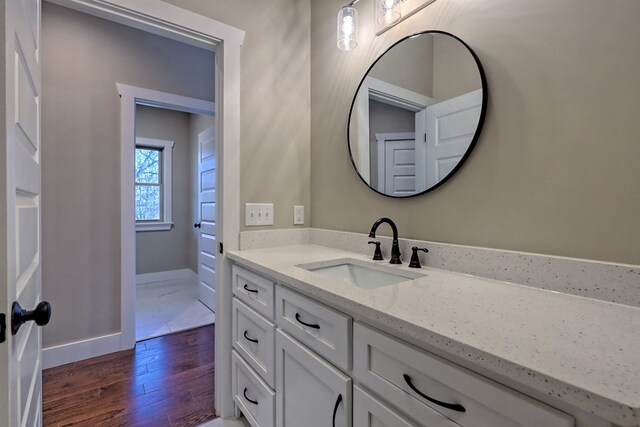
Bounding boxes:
[135,137,175,231]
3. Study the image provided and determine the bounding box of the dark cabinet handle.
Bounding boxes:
[295,313,320,329]
[243,387,258,405]
[0,313,6,344]
[243,330,259,343]
[403,374,465,413]
[332,394,342,427]
[243,284,258,293]
[11,301,51,336]
[194,222,201,228]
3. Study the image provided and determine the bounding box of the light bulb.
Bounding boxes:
[342,16,354,36]
[377,0,401,26]
[337,5,358,50]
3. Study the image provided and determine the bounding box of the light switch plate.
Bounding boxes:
[294,205,304,225]
[245,203,274,226]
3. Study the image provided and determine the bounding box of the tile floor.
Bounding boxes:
[136,278,215,341]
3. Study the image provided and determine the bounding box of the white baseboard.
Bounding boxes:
[199,282,216,312]
[136,268,197,285]
[43,332,122,369]
[198,418,248,427]
[189,269,198,285]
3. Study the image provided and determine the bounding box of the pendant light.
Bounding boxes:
[377,0,402,26]
[337,0,359,51]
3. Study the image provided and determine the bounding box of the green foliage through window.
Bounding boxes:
[135,147,162,221]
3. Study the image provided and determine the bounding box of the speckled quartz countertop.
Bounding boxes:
[227,244,640,426]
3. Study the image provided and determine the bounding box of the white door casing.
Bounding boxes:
[2,0,45,426]
[351,77,433,185]
[424,89,482,188]
[198,126,216,312]
[46,0,244,419]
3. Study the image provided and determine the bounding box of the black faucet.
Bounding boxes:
[369,218,402,264]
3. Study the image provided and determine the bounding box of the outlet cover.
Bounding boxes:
[294,205,304,225]
[245,203,274,226]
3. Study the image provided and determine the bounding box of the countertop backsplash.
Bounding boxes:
[238,228,639,307]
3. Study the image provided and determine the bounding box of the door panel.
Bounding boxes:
[425,89,482,187]
[381,134,416,197]
[3,1,43,426]
[198,126,216,312]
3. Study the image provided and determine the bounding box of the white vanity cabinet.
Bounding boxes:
[230,262,575,427]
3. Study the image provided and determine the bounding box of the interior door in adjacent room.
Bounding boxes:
[197,125,217,312]
[1,0,46,426]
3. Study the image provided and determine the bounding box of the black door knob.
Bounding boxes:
[11,301,51,335]
[194,222,202,228]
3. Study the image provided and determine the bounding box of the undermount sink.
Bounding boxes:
[298,258,425,289]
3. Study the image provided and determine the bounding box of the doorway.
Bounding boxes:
[133,105,216,341]
[33,1,243,424]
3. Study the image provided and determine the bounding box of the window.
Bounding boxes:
[135,138,174,231]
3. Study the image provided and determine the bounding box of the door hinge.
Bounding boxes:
[219,242,224,254]
[424,133,427,142]
[0,313,6,344]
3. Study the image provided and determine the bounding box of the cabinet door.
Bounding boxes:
[276,330,352,427]
[353,386,457,427]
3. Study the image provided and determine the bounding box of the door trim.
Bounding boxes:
[46,0,244,418]
[117,83,215,350]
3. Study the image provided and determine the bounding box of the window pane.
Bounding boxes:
[135,148,160,184]
[135,185,161,221]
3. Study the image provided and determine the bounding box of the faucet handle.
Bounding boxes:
[368,241,384,261]
[409,247,429,268]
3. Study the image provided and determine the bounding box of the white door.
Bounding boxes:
[276,330,352,427]
[197,126,216,312]
[1,1,47,427]
[376,133,417,196]
[424,89,483,188]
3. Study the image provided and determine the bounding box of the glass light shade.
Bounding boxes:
[377,0,401,26]
[337,6,358,51]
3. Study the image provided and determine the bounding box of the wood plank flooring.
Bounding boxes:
[43,325,216,427]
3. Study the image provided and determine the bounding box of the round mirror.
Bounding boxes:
[348,31,487,197]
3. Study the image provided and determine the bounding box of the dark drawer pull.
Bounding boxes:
[332,393,342,427]
[243,284,258,294]
[243,387,258,405]
[243,330,259,343]
[403,374,466,413]
[295,313,320,329]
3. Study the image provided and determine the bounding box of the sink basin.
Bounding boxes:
[298,258,425,289]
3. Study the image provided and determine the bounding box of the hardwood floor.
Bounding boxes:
[43,325,216,427]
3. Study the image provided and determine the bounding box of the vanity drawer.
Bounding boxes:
[353,323,574,427]
[353,385,457,427]
[232,350,276,427]
[233,265,275,319]
[233,297,276,387]
[275,285,352,371]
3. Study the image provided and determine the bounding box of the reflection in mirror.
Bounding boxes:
[348,31,487,197]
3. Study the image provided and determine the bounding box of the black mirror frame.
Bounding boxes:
[347,30,488,198]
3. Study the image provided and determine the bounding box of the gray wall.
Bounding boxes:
[41,3,214,348]
[310,0,640,265]
[135,105,195,275]
[369,34,433,97]
[164,0,311,230]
